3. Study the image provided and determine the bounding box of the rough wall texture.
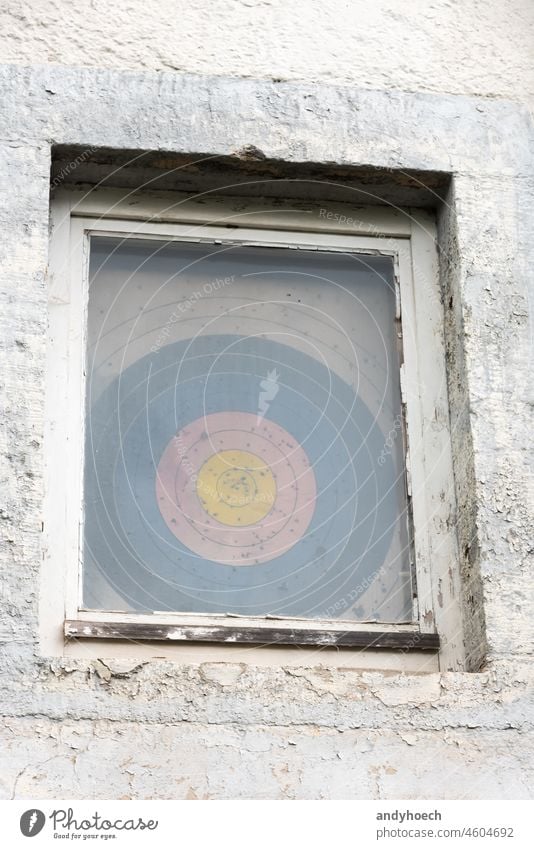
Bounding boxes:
[1,0,534,114]
[0,12,533,799]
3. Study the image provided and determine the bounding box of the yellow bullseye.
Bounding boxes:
[196,449,276,526]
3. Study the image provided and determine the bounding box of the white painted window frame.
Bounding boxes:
[42,188,464,671]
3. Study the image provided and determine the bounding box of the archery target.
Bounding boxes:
[84,333,400,618]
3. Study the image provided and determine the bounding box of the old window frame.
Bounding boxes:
[42,187,463,670]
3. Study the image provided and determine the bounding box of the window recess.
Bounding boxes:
[43,189,464,669]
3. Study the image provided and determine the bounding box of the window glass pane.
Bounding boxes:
[83,236,413,622]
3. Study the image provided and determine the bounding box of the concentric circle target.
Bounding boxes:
[84,334,396,617]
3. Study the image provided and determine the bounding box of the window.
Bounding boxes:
[44,189,461,666]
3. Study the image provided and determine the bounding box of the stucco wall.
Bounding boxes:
[1,0,534,112]
[0,2,533,800]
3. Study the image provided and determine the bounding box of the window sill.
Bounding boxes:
[65,619,440,651]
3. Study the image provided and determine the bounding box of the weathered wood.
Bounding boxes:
[65,620,440,650]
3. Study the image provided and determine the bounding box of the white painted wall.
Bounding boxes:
[1,0,533,111]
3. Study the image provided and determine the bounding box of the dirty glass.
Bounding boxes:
[83,236,413,622]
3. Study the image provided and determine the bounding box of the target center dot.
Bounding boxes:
[196,449,276,527]
[216,468,257,506]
